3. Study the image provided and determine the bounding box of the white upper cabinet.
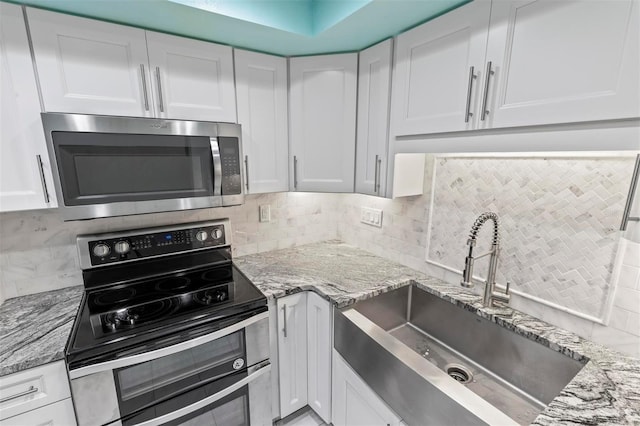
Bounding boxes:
[27,8,153,117]
[0,3,57,212]
[146,32,236,122]
[234,49,289,194]
[390,0,491,136]
[27,8,237,121]
[356,39,393,197]
[289,54,357,193]
[482,0,640,128]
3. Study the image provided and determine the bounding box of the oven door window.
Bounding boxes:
[114,330,245,418]
[52,131,215,205]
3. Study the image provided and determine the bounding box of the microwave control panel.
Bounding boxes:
[86,223,226,266]
[218,137,242,196]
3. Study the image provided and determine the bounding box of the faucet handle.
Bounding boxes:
[505,281,511,294]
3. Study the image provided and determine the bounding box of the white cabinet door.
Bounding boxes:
[332,350,403,426]
[482,0,640,128]
[390,0,491,136]
[235,49,289,194]
[306,292,332,423]
[277,293,308,418]
[27,8,152,117]
[355,39,392,197]
[146,32,236,122]
[2,398,76,426]
[0,3,57,212]
[289,54,357,193]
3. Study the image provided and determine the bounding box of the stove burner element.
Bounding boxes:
[194,288,229,305]
[201,268,233,282]
[102,299,179,332]
[94,287,136,306]
[155,277,192,293]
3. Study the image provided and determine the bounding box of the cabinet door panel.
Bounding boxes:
[0,3,57,212]
[277,293,307,417]
[483,0,640,128]
[147,32,236,122]
[27,8,151,117]
[356,39,392,196]
[390,1,491,136]
[306,293,331,423]
[289,54,357,193]
[235,50,288,194]
[2,398,76,426]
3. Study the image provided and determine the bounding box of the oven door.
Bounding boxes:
[69,312,269,426]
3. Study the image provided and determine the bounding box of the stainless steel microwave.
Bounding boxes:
[42,113,244,221]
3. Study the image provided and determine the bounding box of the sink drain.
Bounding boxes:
[445,364,473,384]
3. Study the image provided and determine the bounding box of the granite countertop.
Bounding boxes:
[236,240,640,425]
[1,240,638,424]
[0,286,84,377]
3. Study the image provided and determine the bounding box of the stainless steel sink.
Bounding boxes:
[334,284,586,425]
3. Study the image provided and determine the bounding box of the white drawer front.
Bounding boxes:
[0,361,71,420]
[1,398,76,426]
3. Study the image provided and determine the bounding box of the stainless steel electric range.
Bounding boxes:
[65,219,271,426]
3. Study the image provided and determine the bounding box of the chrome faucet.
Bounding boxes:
[460,212,510,306]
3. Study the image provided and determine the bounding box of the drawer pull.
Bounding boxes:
[0,386,38,404]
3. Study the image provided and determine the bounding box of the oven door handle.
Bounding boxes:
[210,137,222,198]
[69,311,269,379]
[134,362,270,426]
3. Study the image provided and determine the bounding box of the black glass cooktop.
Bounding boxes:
[67,259,266,369]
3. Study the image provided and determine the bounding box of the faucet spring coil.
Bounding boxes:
[468,212,500,245]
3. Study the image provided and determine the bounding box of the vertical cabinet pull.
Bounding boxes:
[621,154,640,231]
[0,386,38,404]
[155,66,165,113]
[376,156,382,195]
[293,156,298,190]
[140,64,150,112]
[36,155,50,203]
[464,66,477,123]
[281,305,287,337]
[373,155,380,194]
[480,61,494,121]
[244,155,250,193]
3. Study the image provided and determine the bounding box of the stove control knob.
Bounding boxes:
[211,228,223,240]
[93,243,110,257]
[114,240,130,255]
[195,230,208,242]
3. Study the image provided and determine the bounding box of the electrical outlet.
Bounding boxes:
[360,207,382,227]
[259,205,271,222]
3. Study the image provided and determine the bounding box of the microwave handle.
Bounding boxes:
[68,311,268,379]
[134,363,270,426]
[210,138,222,197]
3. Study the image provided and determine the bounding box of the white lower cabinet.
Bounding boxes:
[276,292,332,422]
[332,350,403,426]
[0,360,75,425]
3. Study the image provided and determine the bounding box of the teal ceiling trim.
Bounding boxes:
[3,0,470,56]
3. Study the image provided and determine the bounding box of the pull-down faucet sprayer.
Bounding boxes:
[460,212,510,306]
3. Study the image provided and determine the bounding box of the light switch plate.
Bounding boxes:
[360,207,382,227]
[259,205,271,222]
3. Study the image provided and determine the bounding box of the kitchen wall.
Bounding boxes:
[0,191,340,301]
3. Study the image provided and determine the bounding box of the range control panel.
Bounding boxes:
[79,221,228,268]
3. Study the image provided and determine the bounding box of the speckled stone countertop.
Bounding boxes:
[0,286,83,377]
[236,240,640,425]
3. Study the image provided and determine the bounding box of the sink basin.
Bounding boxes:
[334,284,586,425]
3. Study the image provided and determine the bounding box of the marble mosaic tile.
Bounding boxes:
[427,156,635,318]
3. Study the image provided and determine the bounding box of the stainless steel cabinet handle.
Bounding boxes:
[155,66,165,113]
[373,155,380,194]
[36,155,50,203]
[464,66,477,123]
[376,156,382,195]
[293,156,298,190]
[140,64,149,111]
[281,305,287,337]
[244,155,250,193]
[621,154,640,230]
[0,386,38,404]
[480,61,494,121]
